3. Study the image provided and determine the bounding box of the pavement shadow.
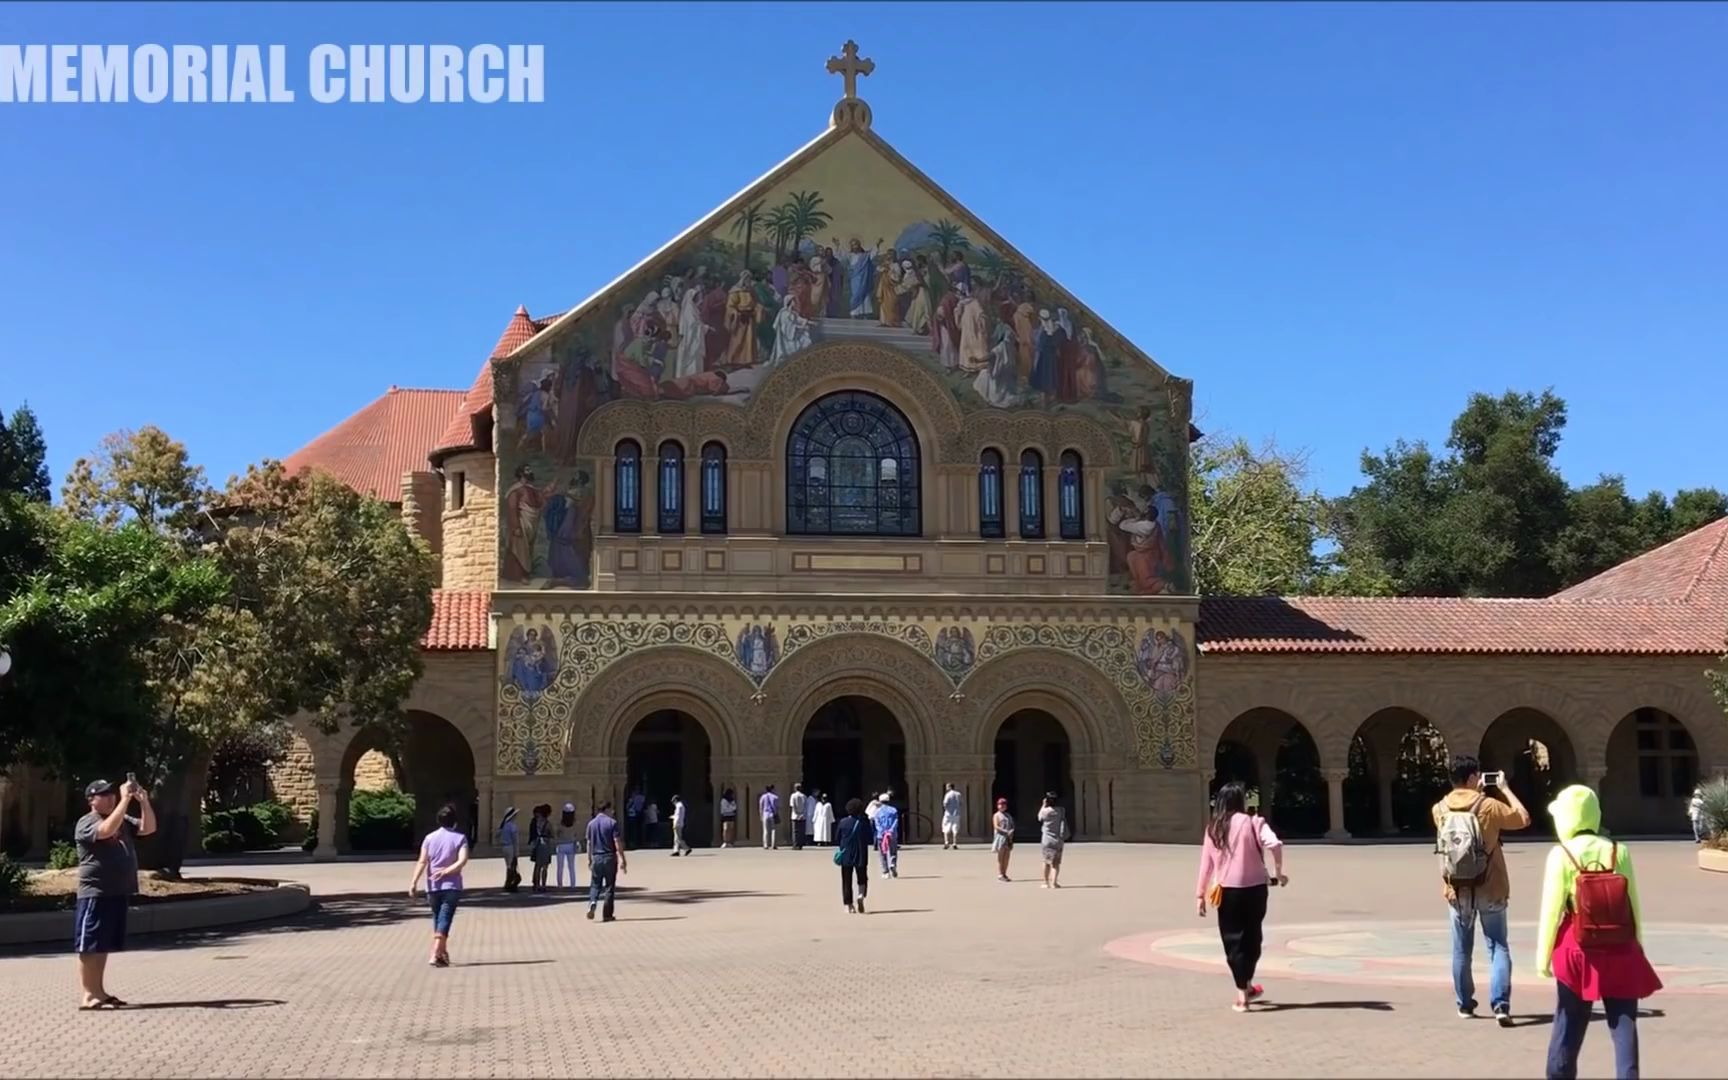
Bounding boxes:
[456,959,555,968]
[1255,1000,1393,1012]
[863,908,933,915]
[113,998,286,1010]
[1505,1008,1664,1029]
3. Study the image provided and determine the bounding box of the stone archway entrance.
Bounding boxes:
[625,710,713,849]
[992,710,1073,842]
[1480,708,1577,835]
[1345,708,1449,838]
[800,695,907,825]
[337,710,477,851]
[1213,708,1326,838]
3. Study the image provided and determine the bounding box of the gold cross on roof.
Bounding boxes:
[826,40,874,101]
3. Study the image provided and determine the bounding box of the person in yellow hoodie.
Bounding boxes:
[1537,784,1661,1080]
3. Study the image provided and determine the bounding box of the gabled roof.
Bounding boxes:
[282,387,464,503]
[431,306,562,464]
[1200,517,1728,655]
[423,589,489,650]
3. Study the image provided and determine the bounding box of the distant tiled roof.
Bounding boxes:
[1200,518,1728,655]
[431,306,562,463]
[282,387,464,503]
[423,590,490,650]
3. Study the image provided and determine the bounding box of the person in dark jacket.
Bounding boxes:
[835,798,876,915]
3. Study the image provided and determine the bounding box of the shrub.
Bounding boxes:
[348,787,415,851]
[203,830,246,855]
[249,800,293,843]
[1699,778,1728,839]
[203,807,277,851]
[301,807,319,852]
[46,840,78,871]
[0,854,29,900]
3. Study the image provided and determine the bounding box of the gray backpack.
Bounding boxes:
[1437,796,1490,885]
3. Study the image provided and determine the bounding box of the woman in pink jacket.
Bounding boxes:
[1195,782,1287,1012]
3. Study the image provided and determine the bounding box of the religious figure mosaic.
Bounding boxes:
[933,625,977,680]
[734,624,781,682]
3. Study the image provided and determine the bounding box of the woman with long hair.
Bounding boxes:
[1195,782,1286,1013]
[554,802,581,890]
[991,797,1015,882]
[528,804,553,892]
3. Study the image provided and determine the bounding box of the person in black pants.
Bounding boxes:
[1195,782,1286,1012]
[835,798,875,915]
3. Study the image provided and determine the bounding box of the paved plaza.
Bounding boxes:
[1,840,1722,1078]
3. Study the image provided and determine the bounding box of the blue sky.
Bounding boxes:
[4,1,1724,499]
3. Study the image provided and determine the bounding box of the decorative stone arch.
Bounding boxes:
[754,343,967,464]
[957,411,1120,470]
[962,649,1123,760]
[567,646,753,763]
[1322,687,1470,772]
[576,399,755,461]
[1199,681,1338,772]
[761,633,948,758]
[1450,681,1596,769]
[1586,680,1726,777]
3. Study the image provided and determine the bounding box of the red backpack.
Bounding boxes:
[1562,840,1635,948]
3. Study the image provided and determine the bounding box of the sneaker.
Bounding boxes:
[1495,1008,1513,1028]
[1247,985,1264,1002]
[433,955,449,968]
[856,898,865,914]
[1457,1007,1475,1019]
[586,907,595,921]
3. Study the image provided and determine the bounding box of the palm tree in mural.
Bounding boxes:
[782,190,832,254]
[764,204,797,260]
[731,200,766,271]
[975,248,1023,292]
[930,218,971,262]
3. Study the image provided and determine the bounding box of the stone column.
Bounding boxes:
[1323,767,1351,841]
[314,778,341,861]
[1251,741,1279,817]
[475,778,496,855]
[1376,772,1397,836]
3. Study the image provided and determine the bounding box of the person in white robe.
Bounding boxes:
[769,297,812,367]
[673,285,707,379]
[974,323,1020,407]
[941,783,964,849]
[811,793,835,845]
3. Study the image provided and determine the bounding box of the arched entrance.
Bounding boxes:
[338,710,476,851]
[1212,709,1326,837]
[1479,708,1577,835]
[992,709,1074,841]
[1603,707,1700,834]
[800,695,907,819]
[1345,708,1449,836]
[625,710,713,848]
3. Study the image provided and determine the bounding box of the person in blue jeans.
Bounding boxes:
[586,800,628,922]
[873,791,901,879]
[1431,754,1531,1025]
[409,804,470,967]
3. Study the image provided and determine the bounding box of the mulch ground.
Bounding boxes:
[3,870,278,913]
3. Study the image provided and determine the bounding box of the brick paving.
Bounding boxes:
[1,840,1720,1077]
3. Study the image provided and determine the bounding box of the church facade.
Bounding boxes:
[230,48,1726,859]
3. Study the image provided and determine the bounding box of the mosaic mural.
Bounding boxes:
[495,611,1196,776]
[494,133,1191,595]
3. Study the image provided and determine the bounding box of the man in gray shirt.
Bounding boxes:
[73,777,155,1009]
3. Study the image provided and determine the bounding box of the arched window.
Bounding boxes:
[700,442,727,535]
[614,440,641,534]
[1018,449,1045,539]
[657,440,684,534]
[979,449,1005,539]
[1058,450,1084,540]
[786,390,921,536]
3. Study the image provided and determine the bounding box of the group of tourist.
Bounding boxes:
[64,755,1664,1078]
[1196,754,1660,1078]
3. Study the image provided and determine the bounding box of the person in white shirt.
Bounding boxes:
[669,795,692,856]
[866,795,881,822]
[789,783,808,851]
[1691,786,1706,844]
[941,783,963,849]
[812,792,835,845]
[719,788,738,848]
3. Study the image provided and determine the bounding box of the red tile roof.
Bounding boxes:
[1200,518,1728,655]
[423,589,490,650]
[430,306,562,463]
[282,387,465,503]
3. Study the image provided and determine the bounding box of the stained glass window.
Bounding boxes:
[786,391,921,536]
[614,440,641,534]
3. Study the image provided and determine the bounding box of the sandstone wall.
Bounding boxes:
[438,450,497,590]
[400,469,445,557]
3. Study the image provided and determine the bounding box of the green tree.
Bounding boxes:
[782,189,831,252]
[1327,439,1466,595]
[0,405,51,502]
[62,425,208,536]
[1188,435,1326,596]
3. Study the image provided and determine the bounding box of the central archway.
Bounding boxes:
[800,695,908,821]
[625,710,713,849]
[992,709,1073,841]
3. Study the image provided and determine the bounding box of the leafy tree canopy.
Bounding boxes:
[0,405,51,503]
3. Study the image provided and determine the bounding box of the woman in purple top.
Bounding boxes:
[409,804,471,968]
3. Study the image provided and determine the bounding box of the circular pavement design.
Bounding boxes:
[1105,921,1728,995]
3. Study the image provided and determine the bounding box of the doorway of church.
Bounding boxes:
[625,710,713,848]
[992,709,1074,841]
[799,695,908,827]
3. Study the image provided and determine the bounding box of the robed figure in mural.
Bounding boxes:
[724,272,759,366]
[1136,628,1188,695]
[506,626,560,700]
[956,284,992,373]
[504,466,557,582]
[1106,488,1175,596]
[542,473,593,587]
[836,237,879,319]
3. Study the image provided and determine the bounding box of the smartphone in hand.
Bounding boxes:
[1480,771,1503,789]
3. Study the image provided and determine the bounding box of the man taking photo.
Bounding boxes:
[1432,755,1529,1027]
[74,776,156,1009]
